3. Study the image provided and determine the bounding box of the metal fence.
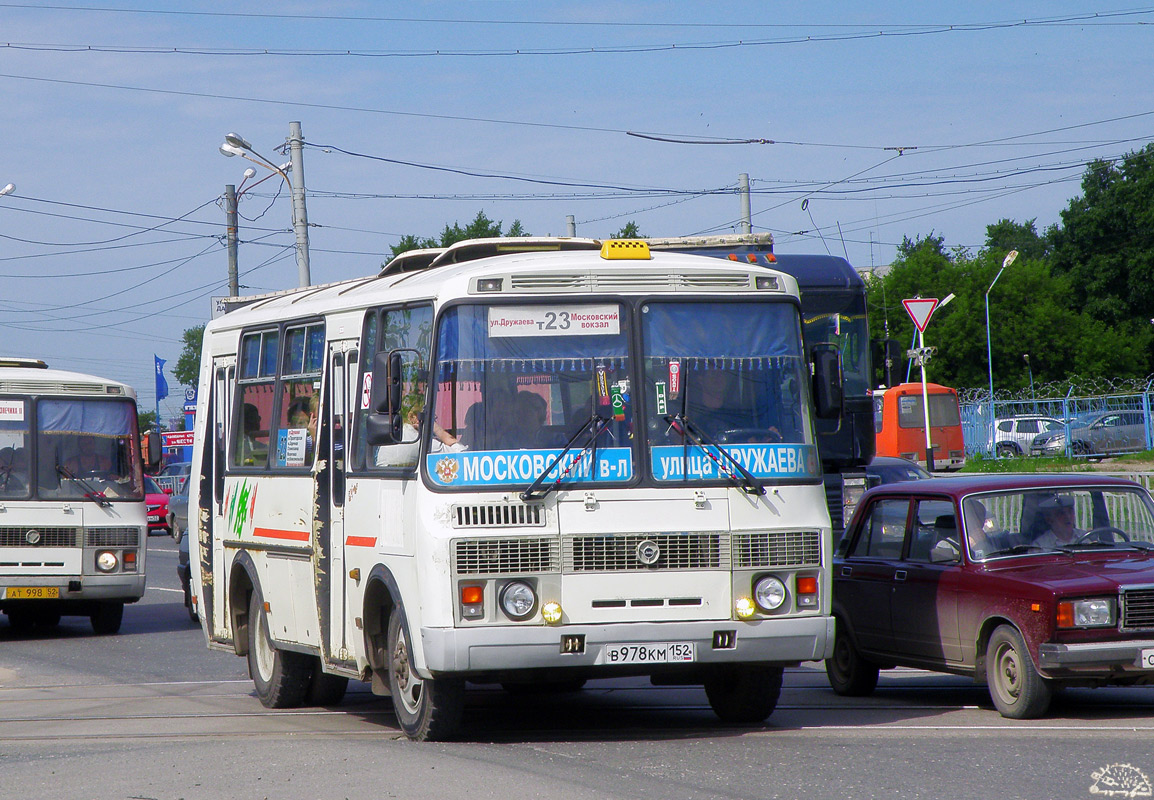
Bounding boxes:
[960,391,1154,459]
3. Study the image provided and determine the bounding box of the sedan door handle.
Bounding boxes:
[840,566,853,577]
[894,569,907,582]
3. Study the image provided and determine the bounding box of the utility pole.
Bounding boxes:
[224,184,239,297]
[287,121,311,287]
[566,215,576,237]
[739,173,751,234]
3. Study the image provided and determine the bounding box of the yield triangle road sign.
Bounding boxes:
[903,297,939,332]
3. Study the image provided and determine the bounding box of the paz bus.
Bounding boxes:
[0,358,157,634]
[873,381,966,471]
[188,238,843,740]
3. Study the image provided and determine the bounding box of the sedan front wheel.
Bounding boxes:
[986,624,1052,719]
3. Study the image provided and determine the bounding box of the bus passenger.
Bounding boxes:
[66,435,113,476]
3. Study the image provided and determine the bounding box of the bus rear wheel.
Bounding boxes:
[704,664,783,724]
[247,593,310,708]
[387,609,463,741]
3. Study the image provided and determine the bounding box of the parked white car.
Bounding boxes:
[994,415,1064,457]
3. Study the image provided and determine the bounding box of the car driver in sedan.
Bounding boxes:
[1033,494,1082,548]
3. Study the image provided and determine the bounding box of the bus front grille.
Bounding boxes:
[452,503,545,528]
[0,527,80,547]
[86,527,141,547]
[454,537,559,575]
[732,531,822,568]
[565,533,726,572]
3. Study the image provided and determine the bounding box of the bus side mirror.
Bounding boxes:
[369,351,404,415]
[811,344,843,420]
[147,426,162,472]
[366,351,403,446]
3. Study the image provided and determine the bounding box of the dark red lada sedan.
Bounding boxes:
[828,473,1154,719]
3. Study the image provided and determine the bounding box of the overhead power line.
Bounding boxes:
[1,4,1150,32]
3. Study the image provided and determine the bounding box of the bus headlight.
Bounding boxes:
[499,581,537,621]
[753,576,787,611]
[96,550,119,573]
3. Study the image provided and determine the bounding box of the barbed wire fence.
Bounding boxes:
[958,376,1154,459]
[958,376,1154,405]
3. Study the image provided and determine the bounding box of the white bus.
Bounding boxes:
[189,239,843,740]
[0,358,156,634]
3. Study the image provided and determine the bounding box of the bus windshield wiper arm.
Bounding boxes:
[665,413,765,496]
[520,414,612,502]
[56,463,112,508]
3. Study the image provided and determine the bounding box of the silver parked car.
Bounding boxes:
[1031,411,1148,457]
[993,415,1063,457]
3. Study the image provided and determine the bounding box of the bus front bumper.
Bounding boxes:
[419,615,835,675]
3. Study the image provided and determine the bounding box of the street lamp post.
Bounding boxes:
[219,123,311,287]
[1024,353,1036,412]
[985,249,1019,455]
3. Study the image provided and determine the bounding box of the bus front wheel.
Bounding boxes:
[386,609,463,741]
[247,593,310,708]
[704,664,783,724]
[90,601,123,635]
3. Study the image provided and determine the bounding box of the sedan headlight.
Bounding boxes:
[1058,597,1115,628]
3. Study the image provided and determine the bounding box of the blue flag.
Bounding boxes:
[155,355,169,401]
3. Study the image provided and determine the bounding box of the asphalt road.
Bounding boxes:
[3,536,1154,800]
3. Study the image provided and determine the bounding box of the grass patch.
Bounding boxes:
[961,450,1154,473]
[961,453,1100,474]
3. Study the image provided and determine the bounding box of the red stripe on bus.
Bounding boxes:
[254,527,310,542]
[345,535,377,547]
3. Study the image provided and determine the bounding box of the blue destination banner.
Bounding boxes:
[427,447,633,488]
[651,444,821,481]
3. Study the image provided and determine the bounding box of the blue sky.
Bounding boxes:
[1,2,1151,421]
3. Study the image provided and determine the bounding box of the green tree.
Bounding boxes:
[866,232,1150,393]
[173,325,204,387]
[613,221,643,239]
[385,211,529,265]
[137,410,157,433]
[985,218,1049,262]
[1049,143,1154,328]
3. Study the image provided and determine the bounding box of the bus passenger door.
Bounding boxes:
[326,343,356,662]
[208,357,235,644]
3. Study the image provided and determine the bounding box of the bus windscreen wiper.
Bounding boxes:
[664,412,766,496]
[520,414,612,502]
[56,463,112,508]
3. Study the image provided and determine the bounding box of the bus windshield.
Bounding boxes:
[801,292,870,400]
[641,301,819,483]
[34,398,143,501]
[428,302,634,488]
[427,299,820,489]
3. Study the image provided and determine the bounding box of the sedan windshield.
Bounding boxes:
[964,486,1154,560]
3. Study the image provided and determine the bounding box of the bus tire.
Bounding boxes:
[307,659,349,706]
[6,608,36,633]
[704,664,783,724]
[90,601,123,635]
[387,608,463,741]
[247,593,310,708]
